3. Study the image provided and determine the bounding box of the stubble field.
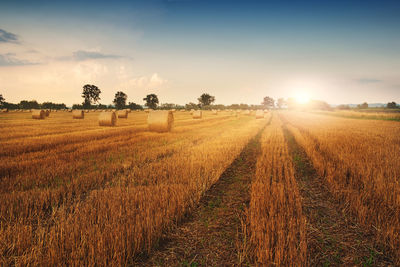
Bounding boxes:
[1,110,399,266]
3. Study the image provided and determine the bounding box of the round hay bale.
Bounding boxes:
[45,109,50,117]
[255,110,264,119]
[32,109,45,119]
[192,110,202,119]
[264,109,269,113]
[72,110,84,119]
[212,109,218,115]
[126,109,131,113]
[99,111,117,126]
[1,108,8,113]
[147,110,174,132]
[144,109,150,113]
[171,109,176,112]
[190,109,195,115]
[117,109,128,118]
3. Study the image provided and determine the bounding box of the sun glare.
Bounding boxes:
[295,92,310,104]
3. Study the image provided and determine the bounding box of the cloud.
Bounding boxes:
[128,73,168,89]
[0,29,19,43]
[357,78,382,84]
[120,73,168,90]
[57,50,127,61]
[0,53,39,66]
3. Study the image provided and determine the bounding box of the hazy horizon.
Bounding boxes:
[1,0,400,106]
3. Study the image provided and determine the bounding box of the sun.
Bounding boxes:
[295,92,311,104]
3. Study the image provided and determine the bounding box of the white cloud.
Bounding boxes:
[123,73,168,90]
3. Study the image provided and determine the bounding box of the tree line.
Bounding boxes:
[1,87,399,111]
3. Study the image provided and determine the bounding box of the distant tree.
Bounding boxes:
[19,100,39,109]
[277,98,286,109]
[72,104,83,109]
[41,102,66,110]
[239,103,249,110]
[337,104,351,110]
[198,93,215,107]
[126,102,143,110]
[160,103,184,110]
[0,94,5,107]
[262,96,275,109]
[143,94,159,109]
[185,102,200,110]
[309,100,332,111]
[387,102,398,109]
[113,91,127,109]
[82,84,101,108]
[357,102,368,109]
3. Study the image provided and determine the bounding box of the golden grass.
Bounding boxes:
[0,111,266,266]
[248,114,306,266]
[281,111,400,264]
[315,110,400,121]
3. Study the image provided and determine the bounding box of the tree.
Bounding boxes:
[309,100,332,111]
[337,104,350,110]
[143,94,159,109]
[113,91,127,109]
[262,96,275,109]
[126,102,143,110]
[277,98,286,109]
[387,102,398,109]
[185,102,199,110]
[41,102,66,110]
[198,93,215,107]
[0,94,4,107]
[19,100,40,109]
[357,102,368,109]
[82,84,101,108]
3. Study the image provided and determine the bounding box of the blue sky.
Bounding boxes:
[0,0,399,106]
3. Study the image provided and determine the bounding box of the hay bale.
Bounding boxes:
[126,109,131,113]
[243,110,250,115]
[32,109,45,119]
[45,109,50,117]
[99,111,117,126]
[72,110,84,119]
[192,110,202,119]
[147,110,174,132]
[190,109,195,115]
[212,109,218,115]
[255,110,264,119]
[145,109,150,113]
[1,108,8,113]
[264,109,269,113]
[117,109,128,118]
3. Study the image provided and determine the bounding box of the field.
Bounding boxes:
[1,110,399,266]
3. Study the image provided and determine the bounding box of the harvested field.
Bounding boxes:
[0,110,398,266]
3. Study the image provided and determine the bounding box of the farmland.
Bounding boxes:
[1,110,399,266]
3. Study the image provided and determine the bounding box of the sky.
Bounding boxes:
[0,0,400,106]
